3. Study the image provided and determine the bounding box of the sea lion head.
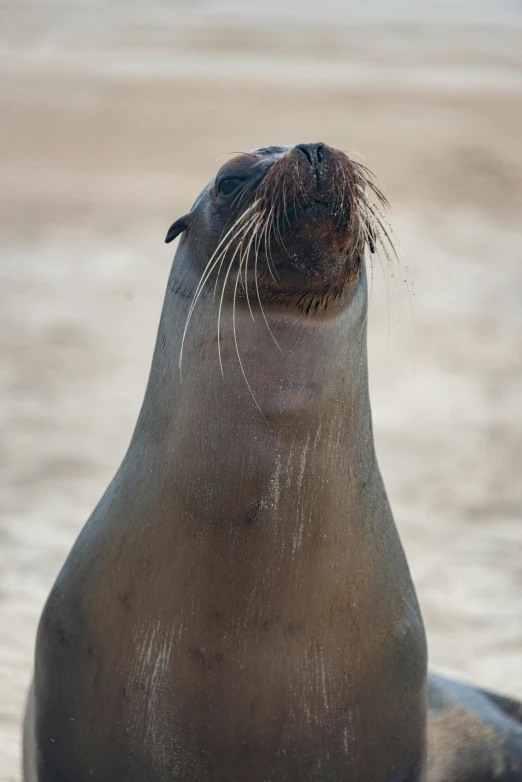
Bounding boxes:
[166,143,388,316]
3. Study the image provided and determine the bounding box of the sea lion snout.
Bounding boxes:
[292,142,338,202]
[295,141,326,168]
[242,142,366,286]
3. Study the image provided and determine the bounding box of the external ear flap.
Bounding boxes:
[165,214,190,244]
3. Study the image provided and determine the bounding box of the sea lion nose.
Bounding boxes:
[296,142,326,167]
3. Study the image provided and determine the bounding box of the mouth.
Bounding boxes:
[279,199,353,240]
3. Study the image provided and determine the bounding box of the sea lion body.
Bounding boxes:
[25,144,427,781]
[23,143,522,782]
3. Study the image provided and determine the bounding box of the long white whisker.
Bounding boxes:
[241,218,259,322]
[217,241,244,376]
[179,204,259,373]
[260,203,278,284]
[232,237,265,417]
[253,216,282,351]
[189,203,259,314]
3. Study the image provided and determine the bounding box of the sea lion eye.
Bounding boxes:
[217,177,245,198]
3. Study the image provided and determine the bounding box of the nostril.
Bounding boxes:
[296,144,313,165]
[316,143,324,163]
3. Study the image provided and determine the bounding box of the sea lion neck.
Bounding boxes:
[126,258,379,540]
[134,243,372,424]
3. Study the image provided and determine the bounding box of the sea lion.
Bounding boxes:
[22,143,522,782]
[24,143,428,781]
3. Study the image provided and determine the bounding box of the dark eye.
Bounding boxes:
[217,177,245,198]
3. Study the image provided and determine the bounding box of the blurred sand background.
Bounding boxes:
[1,1,522,778]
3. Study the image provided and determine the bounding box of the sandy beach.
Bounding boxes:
[1,2,521,778]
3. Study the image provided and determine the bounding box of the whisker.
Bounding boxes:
[241,220,258,322]
[231,237,265,418]
[253,215,281,351]
[260,203,279,284]
[217,240,244,376]
[179,204,258,373]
